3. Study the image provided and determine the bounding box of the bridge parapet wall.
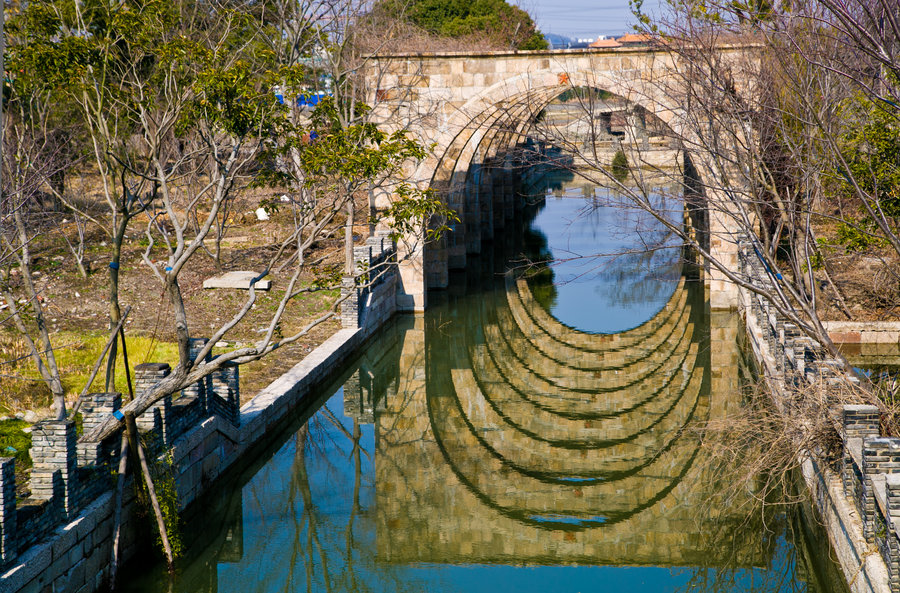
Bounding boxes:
[738,239,896,593]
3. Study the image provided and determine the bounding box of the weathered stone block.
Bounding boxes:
[202,271,271,290]
[843,405,881,440]
[183,338,212,413]
[887,474,900,523]
[30,420,78,520]
[79,393,121,438]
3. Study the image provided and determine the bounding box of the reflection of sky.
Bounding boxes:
[529,185,682,334]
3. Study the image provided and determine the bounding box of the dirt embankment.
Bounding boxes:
[0,203,366,418]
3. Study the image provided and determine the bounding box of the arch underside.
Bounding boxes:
[417,66,686,293]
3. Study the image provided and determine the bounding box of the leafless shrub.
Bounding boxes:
[693,374,868,518]
[871,261,900,309]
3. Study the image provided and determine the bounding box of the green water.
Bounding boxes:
[121,177,848,593]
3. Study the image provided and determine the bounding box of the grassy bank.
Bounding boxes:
[1,330,179,411]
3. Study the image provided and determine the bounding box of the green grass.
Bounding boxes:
[0,420,32,468]
[0,333,176,467]
[54,332,180,396]
[1,330,179,405]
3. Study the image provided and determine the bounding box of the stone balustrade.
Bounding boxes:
[0,340,242,572]
[738,239,899,591]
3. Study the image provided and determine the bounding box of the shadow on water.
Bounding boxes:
[119,174,850,593]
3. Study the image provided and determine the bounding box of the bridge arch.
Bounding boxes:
[366,48,747,311]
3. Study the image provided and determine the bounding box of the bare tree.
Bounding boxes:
[0,102,69,417]
[73,0,453,444]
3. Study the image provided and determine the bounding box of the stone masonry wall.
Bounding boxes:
[341,231,398,331]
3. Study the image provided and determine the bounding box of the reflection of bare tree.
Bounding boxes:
[290,424,333,593]
[266,385,428,593]
[672,502,848,593]
[347,420,362,591]
[514,177,684,322]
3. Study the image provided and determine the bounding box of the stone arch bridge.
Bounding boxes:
[364,46,755,311]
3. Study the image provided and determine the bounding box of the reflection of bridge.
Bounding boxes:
[364,48,751,311]
[363,267,763,567]
[165,286,839,592]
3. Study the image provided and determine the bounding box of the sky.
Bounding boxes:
[513,0,665,40]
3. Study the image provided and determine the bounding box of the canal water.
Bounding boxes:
[122,173,848,593]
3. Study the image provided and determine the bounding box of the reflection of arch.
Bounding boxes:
[479,321,695,417]
[427,381,704,531]
[424,263,709,533]
[514,276,688,350]
[487,308,695,395]
[450,366,704,474]
[505,275,688,367]
[466,344,700,446]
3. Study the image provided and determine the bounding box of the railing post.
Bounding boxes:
[135,362,171,396]
[210,363,240,426]
[863,437,900,542]
[135,363,172,445]
[0,457,16,566]
[80,392,122,436]
[843,405,881,440]
[184,339,211,413]
[842,405,880,513]
[341,276,360,329]
[30,420,78,520]
[885,474,900,592]
[782,323,802,385]
[77,392,122,467]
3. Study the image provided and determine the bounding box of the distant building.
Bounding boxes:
[544,32,651,50]
[616,33,654,46]
[589,38,622,48]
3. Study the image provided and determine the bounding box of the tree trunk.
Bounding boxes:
[108,433,130,590]
[345,197,355,276]
[125,412,176,574]
[105,210,129,392]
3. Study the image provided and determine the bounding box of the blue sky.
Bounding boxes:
[513,0,665,40]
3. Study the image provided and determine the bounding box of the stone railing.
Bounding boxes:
[738,239,899,591]
[0,341,241,572]
[341,231,398,331]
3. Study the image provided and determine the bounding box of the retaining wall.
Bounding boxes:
[0,237,399,593]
